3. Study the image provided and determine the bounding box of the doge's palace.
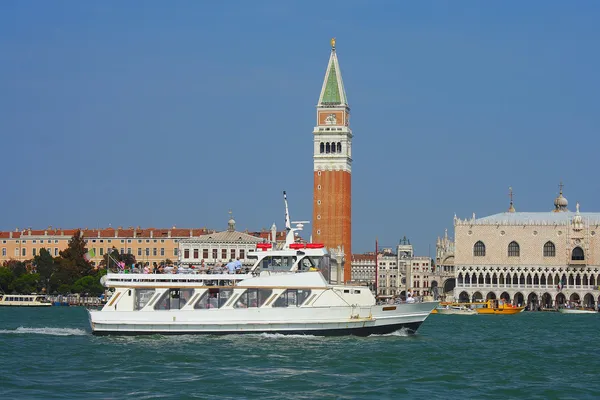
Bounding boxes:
[453,185,600,309]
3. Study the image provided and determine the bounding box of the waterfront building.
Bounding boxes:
[0,220,285,268]
[312,38,353,282]
[435,229,457,299]
[178,216,285,267]
[0,226,206,266]
[351,238,442,298]
[453,185,600,309]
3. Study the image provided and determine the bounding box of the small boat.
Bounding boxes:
[558,307,597,314]
[436,304,477,315]
[88,192,439,336]
[475,299,525,315]
[0,294,52,307]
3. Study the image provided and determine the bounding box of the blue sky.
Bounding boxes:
[1,1,599,255]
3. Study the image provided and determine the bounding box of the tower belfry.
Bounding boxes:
[312,38,353,282]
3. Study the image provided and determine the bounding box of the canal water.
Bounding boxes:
[1,307,599,399]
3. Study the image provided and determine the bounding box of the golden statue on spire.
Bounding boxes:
[331,37,336,49]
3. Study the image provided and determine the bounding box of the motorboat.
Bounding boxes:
[558,307,597,314]
[0,294,52,307]
[474,299,525,315]
[436,304,477,315]
[88,192,438,336]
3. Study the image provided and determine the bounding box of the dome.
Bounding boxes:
[554,194,568,208]
[553,184,568,212]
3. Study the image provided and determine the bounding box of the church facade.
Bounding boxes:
[454,186,600,309]
[312,38,353,282]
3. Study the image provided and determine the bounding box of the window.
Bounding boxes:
[508,241,520,257]
[22,248,26,257]
[473,241,486,257]
[234,289,272,308]
[239,249,245,259]
[193,249,199,259]
[120,248,125,254]
[203,249,209,259]
[134,289,156,310]
[138,248,142,256]
[32,248,37,256]
[572,247,585,261]
[54,248,58,256]
[14,249,18,257]
[145,248,149,256]
[184,249,190,259]
[320,142,324,153]
[153,248,157,256]
[154,289,194,310]
[273,289,312,307]
[127,239,131,243]
[337,142,342,152]
[2,248,6,257]
[543,241,556,257]
[212,249,218,259]
[230,249,236,260]
[100,248,104,256]
[195,288,234,309]
[160,248,165,256]
[174,249,178,256]
[128,248,132,254]
[222,249,227,259]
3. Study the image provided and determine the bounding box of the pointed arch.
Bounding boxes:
[325,142,331,153]
[508,241,520,257]
[336,142,342,153]
[543,241,556,257]
[473,241,486,256]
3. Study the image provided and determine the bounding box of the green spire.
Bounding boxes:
[318,43,348,107]
[323,62,342,104]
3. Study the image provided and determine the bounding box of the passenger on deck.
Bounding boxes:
[406,293,415,304]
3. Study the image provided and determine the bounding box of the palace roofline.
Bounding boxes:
[456,212,600,226]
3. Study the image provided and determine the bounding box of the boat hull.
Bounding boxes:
[476,307,525,315]
[558,308,597,314]
[89,302,437,336]
[436,307,476,315]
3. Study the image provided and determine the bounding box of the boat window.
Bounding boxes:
[234,289,273,308]
[134,289,156,310]
[260,256,297,272]
[195,288,234,309]
[153,289,195,310]
[273,289,312,307]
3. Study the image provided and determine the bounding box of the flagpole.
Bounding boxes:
[375,237,378,298]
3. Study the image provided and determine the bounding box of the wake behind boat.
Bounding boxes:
[88,193,438,336]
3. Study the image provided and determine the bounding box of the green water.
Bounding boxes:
[1,307,599,399]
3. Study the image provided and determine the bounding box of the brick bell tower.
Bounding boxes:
[312,38,352,283]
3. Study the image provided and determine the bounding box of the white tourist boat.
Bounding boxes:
[88,193,438,336]
[0,293,52,307]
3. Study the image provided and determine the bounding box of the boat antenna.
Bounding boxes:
[283,191,291,232]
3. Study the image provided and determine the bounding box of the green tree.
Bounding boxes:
[11,273,41,294]
[3,259,27,278]
[56,230,93,282]
[34,248,56,294]
[71,275,104,296]
[0,267,15,293]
